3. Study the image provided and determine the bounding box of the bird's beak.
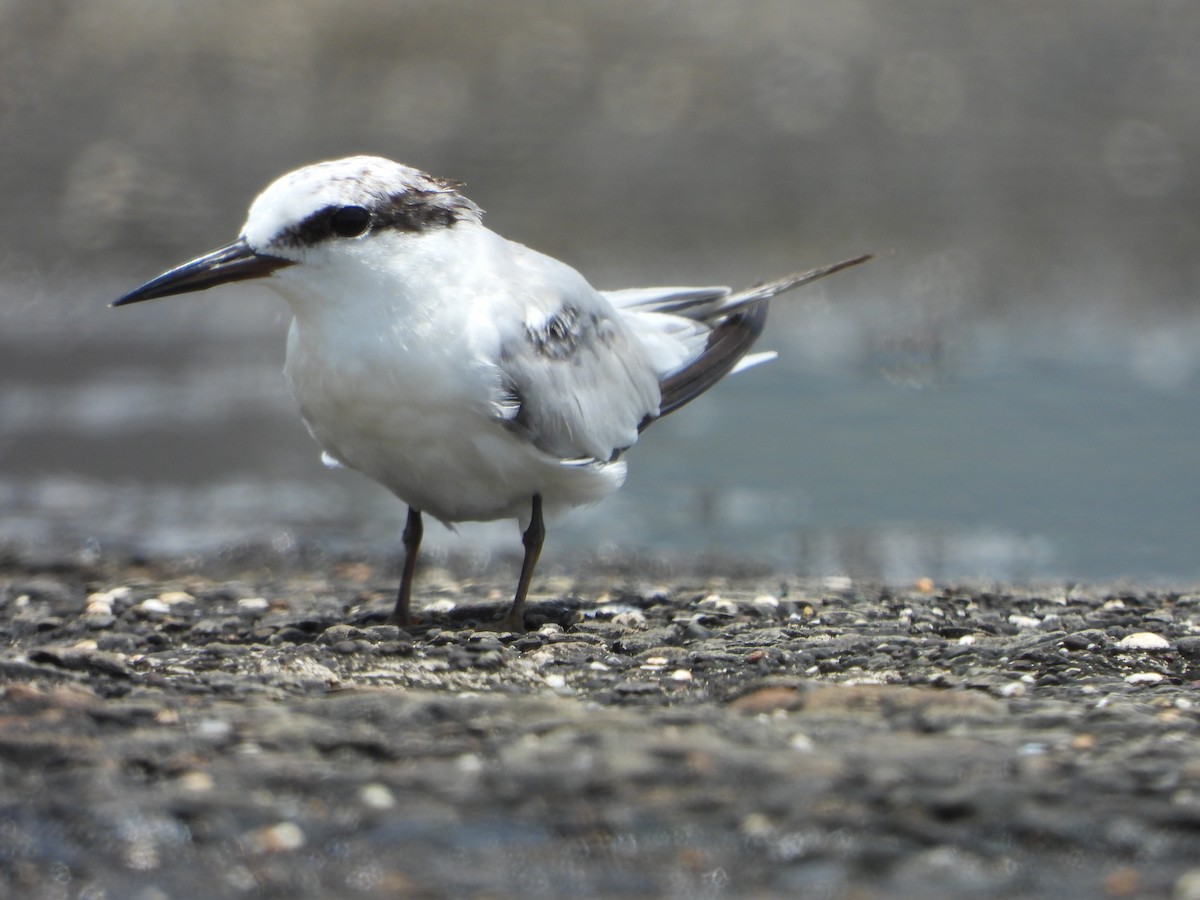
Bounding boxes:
[111,238,295,306]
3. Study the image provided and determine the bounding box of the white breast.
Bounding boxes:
[274,226,627,524]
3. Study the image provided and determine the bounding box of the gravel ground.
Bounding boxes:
[4,547,1200,899]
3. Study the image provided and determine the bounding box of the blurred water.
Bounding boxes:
[3,275,1197,583]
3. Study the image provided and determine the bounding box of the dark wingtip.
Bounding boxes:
[649,302,770,426]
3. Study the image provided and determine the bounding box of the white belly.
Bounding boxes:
[283,319,625,524]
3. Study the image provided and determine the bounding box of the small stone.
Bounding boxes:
[362,625,402,642]
[237,597,270,612]
[696,595,738,617]
[751,595,781,617]
[1008,614,1041,630]
[85,596,114,615]
[471,650,506,670]
[731,686,804,714]
[177,770,215,793]
[1061,633,1096,651]
[1125,672,1165,686]
[318,624,366,645]
[1103,866,1140,897]
[740,812,774,838]
[544,673,567,689]
[1175,868,1200,900]
[195,718,234,741]
[669,669,693,682]
[359,783,395,810]
[1115,632,1170,651]
[612,610,647,628]
[249,822,305,853]
[789,732,815,752]
[138,598,171,615]
[456,753,484,774]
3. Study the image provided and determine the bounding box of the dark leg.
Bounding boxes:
[500,494,544,632]
[391,507,423,626]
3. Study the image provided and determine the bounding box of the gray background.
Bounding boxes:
[2,2,1198,581]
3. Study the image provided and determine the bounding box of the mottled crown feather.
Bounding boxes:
[242,156,482,252]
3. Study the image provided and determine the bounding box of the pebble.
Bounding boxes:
[612,610,647,628]
[1175,868,1200,900]
[1175,637,1200,660]
[85,595,114,616]
[1115,632,1170,651]
[752,595,781,617]
[249,822,305,853]
[696,596,739,617]
[730,686,805,714]
[358,783,395,810]
[177,771,215,793]
[195,718,234,742]
[138,598,172,615]
[788,732,815,752]
[1125,672,1165,685]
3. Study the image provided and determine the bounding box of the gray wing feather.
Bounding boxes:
[484,249,661,464]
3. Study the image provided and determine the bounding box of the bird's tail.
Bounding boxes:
[647,253,872,425]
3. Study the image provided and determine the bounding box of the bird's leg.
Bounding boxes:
[391,507,423,627]
[499,494,544,633]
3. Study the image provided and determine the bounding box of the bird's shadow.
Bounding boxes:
[349,596,593,635]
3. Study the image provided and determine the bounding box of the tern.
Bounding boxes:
[114,156,869,631]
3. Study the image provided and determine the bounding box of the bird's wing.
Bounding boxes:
[477,251,662,464]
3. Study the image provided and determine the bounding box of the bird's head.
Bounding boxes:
[112,156,481,307]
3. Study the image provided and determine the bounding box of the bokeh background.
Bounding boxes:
[1,1,1198,581]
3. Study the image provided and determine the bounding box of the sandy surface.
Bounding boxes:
[3,548,1200,899]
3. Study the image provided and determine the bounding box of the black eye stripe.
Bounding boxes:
[275,189,481,249]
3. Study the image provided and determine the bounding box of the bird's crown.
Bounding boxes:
[242,156,482,254]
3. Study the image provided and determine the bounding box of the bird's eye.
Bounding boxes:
[329,206,371,238]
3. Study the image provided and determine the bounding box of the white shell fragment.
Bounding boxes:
[1125,672,1165,685]
[1115,632,1170,651]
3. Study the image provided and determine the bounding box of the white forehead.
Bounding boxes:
[241,156,445,247]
